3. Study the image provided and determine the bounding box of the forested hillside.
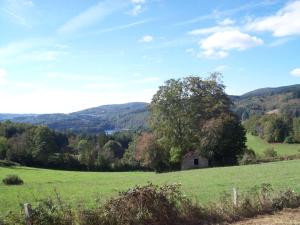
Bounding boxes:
[231,84,300,120]
[0,102,149,134]
[0,85,299,134]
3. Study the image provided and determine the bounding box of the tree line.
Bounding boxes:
[0,121,141,171]
[244,114,300,143]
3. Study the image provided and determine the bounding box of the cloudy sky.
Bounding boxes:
[1,0,300,113]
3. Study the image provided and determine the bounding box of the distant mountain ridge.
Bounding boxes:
[0,102,149,133]
[1,84,300,133]
[231,84,300,99]
[231,84,300,119]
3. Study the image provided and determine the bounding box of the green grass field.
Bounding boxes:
[246,133,300,156]
[1,160,300,214]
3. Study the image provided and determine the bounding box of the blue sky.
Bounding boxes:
[1,0,300,113]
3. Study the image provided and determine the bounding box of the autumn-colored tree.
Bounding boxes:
[135,133,169,172]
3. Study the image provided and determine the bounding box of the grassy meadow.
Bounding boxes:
[1,160,300,214]
[246,133,300,156]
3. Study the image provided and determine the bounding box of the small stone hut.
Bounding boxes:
[181,151,208,170]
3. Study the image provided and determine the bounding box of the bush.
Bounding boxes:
[239,148,257,165]
[2,175,23,185]
[263,147,278,158]
[284,136,295,143]
[30,198,74,225]
[0,160,20,167]
[98,183,185,225]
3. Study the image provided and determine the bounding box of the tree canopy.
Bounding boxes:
[149,74,246,166]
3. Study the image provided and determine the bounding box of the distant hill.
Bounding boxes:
[1,84,299,133]
[231,84,300,120]
[0,102,149,133]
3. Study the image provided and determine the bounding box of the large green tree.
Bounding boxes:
[31,126,59,164]
[150,74,246,165]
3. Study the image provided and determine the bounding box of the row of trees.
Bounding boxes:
[244,114,300,143]
[0,121,140,170]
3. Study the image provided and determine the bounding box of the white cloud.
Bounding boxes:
[246,1,300,37]
[188,18,236,36]
[57,0,127,34]
[218,18,235,26]
[201,49,228,59]
[201,30,263,50]
[199,30,263,59]
[188,26,236,35]
[128,0,146,16]
[139,35,154,43]
[291,68,300,77]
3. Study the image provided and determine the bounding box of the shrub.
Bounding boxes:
[0,212,24,225]
[272,190,300,210]
[0,160,20,167]
[2,175,23,185]
[239,148,257,165]
[284,136,295,143]
[99,183,185,225]
[263,147,278,158]
[30,198,74,225]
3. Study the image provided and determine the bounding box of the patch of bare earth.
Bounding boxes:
[232,208,300,225]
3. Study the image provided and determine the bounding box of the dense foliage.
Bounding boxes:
[232,84,300,120]
[147,75,246,169]
[244,114,300,143]
[0,121,141,171]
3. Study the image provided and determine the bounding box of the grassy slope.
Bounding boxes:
[246,133,300,156]
[1,160,300,213]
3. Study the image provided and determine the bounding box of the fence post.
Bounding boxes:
[24,203,32,225]
[232,188,238,207]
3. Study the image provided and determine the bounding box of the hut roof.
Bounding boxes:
[183,151,199,159]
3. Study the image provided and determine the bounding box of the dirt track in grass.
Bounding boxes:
[232,208,300,225]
